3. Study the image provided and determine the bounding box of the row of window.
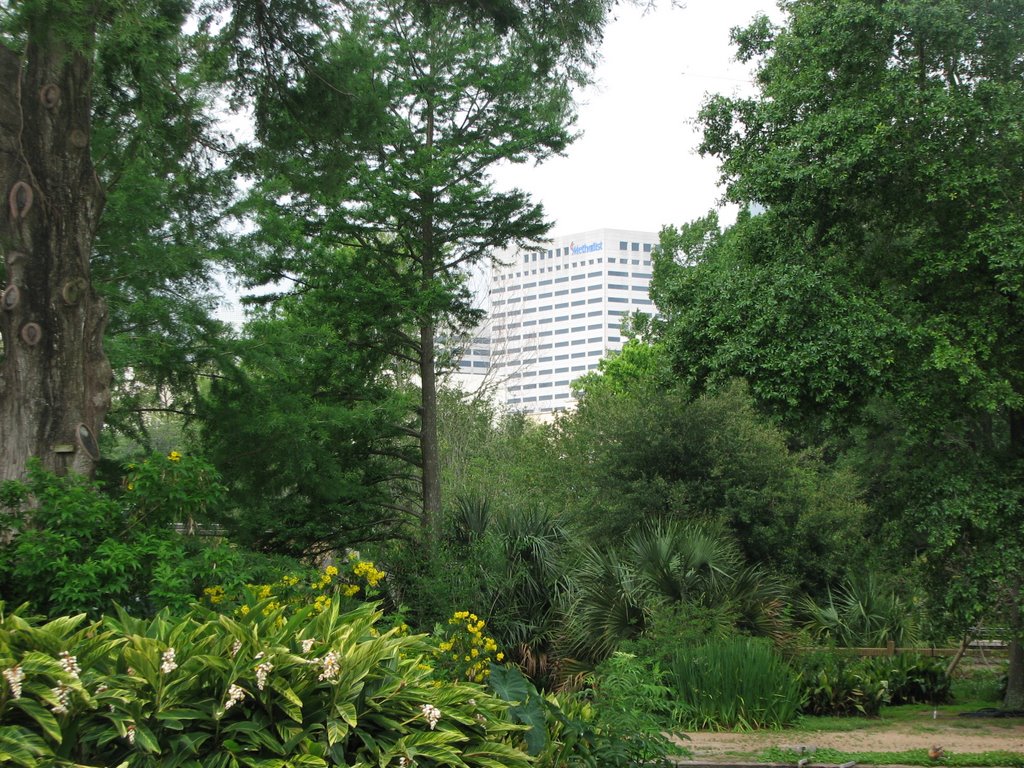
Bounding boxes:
[620,241,654,253]
[493,274,652,301]
[507,392,575,405]
[508,379,573,391]
[493,298,650,328]
[501,354,604,372]
[490,338,610,355]
[521,242,652,264]
[496,258,653,282]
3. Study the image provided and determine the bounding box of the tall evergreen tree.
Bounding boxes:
[233,0,608,541]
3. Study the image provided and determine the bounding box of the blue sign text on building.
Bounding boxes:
[569,241,602,256]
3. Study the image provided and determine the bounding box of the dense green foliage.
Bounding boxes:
[794,651,951,717]
[670,638,803,730]
[221,0,611,540]
[0,600,531,768]
[650,0,1024,706]
[0,457,288,618]
[202,260,421,557]
[2,0,1022,754]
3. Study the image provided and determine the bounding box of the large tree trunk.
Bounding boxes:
[0,36,110,482]
[1007,636,1024,711]
[1006,571,1024,710]
[419,316,441,544]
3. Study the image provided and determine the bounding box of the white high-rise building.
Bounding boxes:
[488,228,658,415]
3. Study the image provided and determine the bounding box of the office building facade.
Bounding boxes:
[488,228,658,415]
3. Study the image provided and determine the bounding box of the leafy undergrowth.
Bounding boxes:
[761,746,1024,767]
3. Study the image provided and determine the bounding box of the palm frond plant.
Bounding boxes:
[560,548,649,664]
[486,507,572,688]
[800,574,921,647]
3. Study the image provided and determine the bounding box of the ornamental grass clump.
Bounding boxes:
[0,600,530,768]
[670,637,804,730]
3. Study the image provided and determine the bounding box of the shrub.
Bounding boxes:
[793,652,951,717]
[795,651,891,716]
[670,637,804,729]
[868,654,952,706]
[487,653,689,768]
[435,611,504,684]
[0,600,531,768]
[584,652,683,767]
[203,552,389,621]
[0,456,286,619]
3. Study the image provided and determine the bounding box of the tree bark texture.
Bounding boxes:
[1006,577,1024,710]
[419,316,440,544]
[0,38,110,481]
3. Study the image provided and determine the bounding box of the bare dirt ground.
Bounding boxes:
[676,711,1024,761]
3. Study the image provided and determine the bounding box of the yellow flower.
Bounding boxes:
[203,586,225,604]
[281,574,298,587]
[313,594,332,613]
[496,652,504,662]
[126,482,135,491]
[257,584,272,599]
[168,451,182,462]
[325,565,339,578]
[238,605,251,616]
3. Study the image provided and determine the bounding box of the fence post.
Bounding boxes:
[887,640,896,656]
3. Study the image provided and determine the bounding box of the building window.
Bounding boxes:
[619,241,627,250]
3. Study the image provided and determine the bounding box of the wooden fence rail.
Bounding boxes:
[806,640,1008,659]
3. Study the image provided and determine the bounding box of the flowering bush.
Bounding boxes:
[435,611,504,683]
[0,600,531,768]
[204,553,389,623]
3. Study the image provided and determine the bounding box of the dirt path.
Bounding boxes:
[677,712,1024,761]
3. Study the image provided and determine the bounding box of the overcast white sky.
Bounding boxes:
[493,0,781,237]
